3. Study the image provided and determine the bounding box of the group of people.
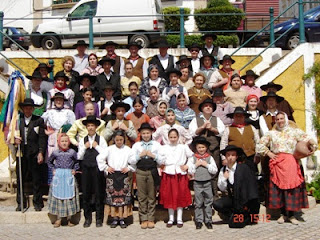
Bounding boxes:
[14,35,317,230]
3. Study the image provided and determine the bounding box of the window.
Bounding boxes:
[69,1,97,20]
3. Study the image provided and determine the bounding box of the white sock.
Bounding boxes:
[168,208,174,223]
[177,207,183,223]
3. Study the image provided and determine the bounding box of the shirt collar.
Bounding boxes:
[88,134,96,140]
[227,162,237,172]
[142,141,153,147]
[266,109,278,116]
[199,113,212,121]
[158,54,169,60]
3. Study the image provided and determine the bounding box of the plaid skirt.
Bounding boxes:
[268,180,309,211]
[48,178,80,217]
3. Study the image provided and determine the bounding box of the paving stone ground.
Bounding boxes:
[0,204,319,240]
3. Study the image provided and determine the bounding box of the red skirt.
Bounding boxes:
[159,173,192,210]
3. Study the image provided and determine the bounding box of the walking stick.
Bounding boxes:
[17,144,25,213]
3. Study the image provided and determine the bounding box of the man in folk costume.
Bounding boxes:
[101,41,125,76]
[35,62,54,83]
[188,43,201,76]
[96,57,121,100]
[77,116,108,228]
[199,33,223,69]
[125,42,148,81]
[149,39,178,83]
[72,40,89,74]
[26,71,50,116]
[220,107,260,174]
[208,55,240,91]
[14,98,47,211]
[189,98,225,199]
[240,70,262,98]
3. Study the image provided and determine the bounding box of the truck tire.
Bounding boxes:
[286,32,300,50]
[41,36,61,50]
[129,34,150,48]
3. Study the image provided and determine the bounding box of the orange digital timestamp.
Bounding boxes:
[233,214,271,223]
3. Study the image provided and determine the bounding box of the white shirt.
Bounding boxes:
[24,116,32,145]
[97,144,135,174]
[152,123,192,145]
[188,155,218,176]
[29,88,50,110]
[73,53,89,74]
[149,77,162,88]
[104,72,112,80]
[160,144,194,175]
[41,108,75,130]
[191,58,200,75]
[217,162,237,192]
[156,54,178,69]
[188,114,225,138]
[77,134,108,160]
[98,98,114,115]
[129,140,163,166]
[259,109,279,137]
[208,70,224,89]
[199,46,223,61]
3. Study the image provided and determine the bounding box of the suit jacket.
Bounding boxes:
[149,55,175,82]
[19,114,46,158]
[96,72,121,100]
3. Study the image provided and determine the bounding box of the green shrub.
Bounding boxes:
[166,34,239,48]
[207,0,232,8]
[162,7,191,32]
[194,6,244,31]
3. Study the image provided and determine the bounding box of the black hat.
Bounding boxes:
[110,101,131,112]
[82,115,101,126]
[212,88,225,97]
[103,82,114,91]
[226,106,251,118]
[200,53,215,65]
[198,98,216,113]
[188,43,201,52]
[220,145,245,157]
[191,136,210,148]
[19,98,40,108]
[167,68,182,78]
[50,92,68,101]
[98,56,116,66]
[241,70,259,80]
[73,40,89,48]
[260,82,283,92]
[176,55,191,65]
[201,33,217,41]
[219,55,235,65]
[35,63,53,73]
[138,123,154,132]
[101,41,119,48]
[27,71,43,80]
[127,42,143,49]
[157,39,170,48]
[54,71,69,81]
[78,73,96,84]
[260,91,284,103]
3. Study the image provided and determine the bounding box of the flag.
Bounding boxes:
[0,71,26,144]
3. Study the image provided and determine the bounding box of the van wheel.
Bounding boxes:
[286,32,300,50]
[129,34,150,48]
[41,36,61,50]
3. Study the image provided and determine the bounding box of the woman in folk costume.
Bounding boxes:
[256,112,317,225]
[149,100,169,130]
[97,130,135,229]
[47,133,80,228]
[174,92,195,129]
[245,94,266,130]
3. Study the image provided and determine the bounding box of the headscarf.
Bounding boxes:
[275,111,289,131]
[176,92,188,111]
[246,94,259,104]
[165,108,176,126]
[57,133,70,152]
[157,100,169,116]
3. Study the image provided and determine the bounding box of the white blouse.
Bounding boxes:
[129,140,163,166]
[41,108,75,130]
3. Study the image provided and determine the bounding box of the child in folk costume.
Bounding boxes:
[129,123,162,229]
[77,116,108,228]
[174,92,196,129]
[149,100,168,130]
[159,129,193,228]
[189,137,218,229]
[97,130,135,229]
[48,134,80,228]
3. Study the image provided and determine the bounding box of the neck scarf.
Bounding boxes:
[130,55,140,61]
[194,152,210,160]
[232,122,246,128]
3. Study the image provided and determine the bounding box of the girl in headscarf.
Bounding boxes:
[174,93,195,129]
[245,94,266,130]
[149,100,169,130]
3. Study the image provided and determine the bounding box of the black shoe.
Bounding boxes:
[205,222,213,229]
[110,220,118,228]
[195,222,203,229]
[83,219,92,228]
[96,220,103,227]
[119,220,127,228]
[16,206,21,211]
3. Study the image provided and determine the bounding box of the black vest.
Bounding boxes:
[150,55,175,82]
[83,135,100,168]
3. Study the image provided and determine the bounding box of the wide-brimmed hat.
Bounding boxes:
[110,101,130,112]
[54,71,69,81]
[198,98,216,112]
[201,33,217,41]
[260,91,284,103]
[212,88,225,97]
[138,123,154,132]
[176,55,191,65]
[78,73,96,84]
[126,42,143,49]
[50,92,68,101]
[100,41,119,48]
[35,63,53,73]
[191,136,210,148]
[27,71,43,80]
[221,145,245,157]
[19,98,40,108]
[260,82,283,92]
[73,40,89,48]
[241,70,259,80]
[188,43,201,52]
[226,106,251,118]
[219,55,235,65]
[98,56,116,66]
[82,115,101,126]
[103,82,115,91]
[200,53,215,65]
[157,39,170,48]
[167,68,182,78]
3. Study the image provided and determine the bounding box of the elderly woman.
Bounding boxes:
[81,53,104,76]
[256,112,317,225]
[58,56,79,92]
[139,64,168,101]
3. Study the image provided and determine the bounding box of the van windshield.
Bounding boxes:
[69,1,97,20]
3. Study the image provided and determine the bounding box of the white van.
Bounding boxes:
[31,0,164,49]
